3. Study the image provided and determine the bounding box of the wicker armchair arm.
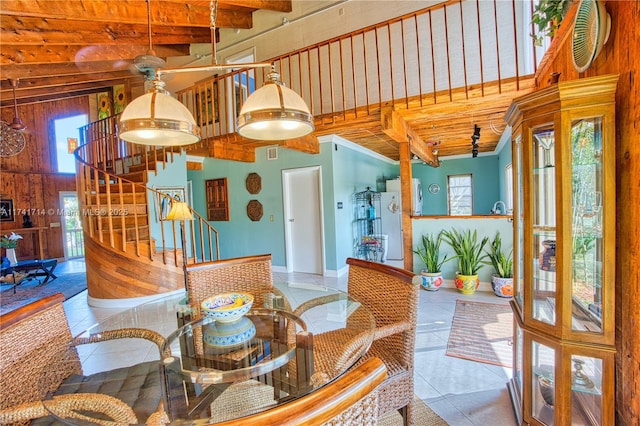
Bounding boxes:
[373,321,412,340]
[0,393,138,425]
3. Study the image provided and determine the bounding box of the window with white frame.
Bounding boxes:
[447,174,473,216]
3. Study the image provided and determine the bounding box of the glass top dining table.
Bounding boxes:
[43,281,375,425]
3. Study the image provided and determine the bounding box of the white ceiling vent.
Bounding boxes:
[267,146,278,160]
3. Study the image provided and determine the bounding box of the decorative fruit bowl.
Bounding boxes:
[201,292,254,323]
[203,316,256,354]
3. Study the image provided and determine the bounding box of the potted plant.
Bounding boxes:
[530,0,572,46]
[484,231,514,298]
[412,231,452,291]
[1,232,22,266]
[442,228,489,295]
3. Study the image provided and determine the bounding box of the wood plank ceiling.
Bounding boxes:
[0,1,291,105]
[0,0,531,162]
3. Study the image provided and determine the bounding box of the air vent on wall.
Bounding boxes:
[267,146,278,160]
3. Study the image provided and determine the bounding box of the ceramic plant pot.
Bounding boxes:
[491,275,513,298]
[5,248,17,266]
[455,273,480,295]
[419,271,444,291]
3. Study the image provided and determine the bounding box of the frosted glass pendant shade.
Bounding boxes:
[119,91,200,146]
[237,72,314,141]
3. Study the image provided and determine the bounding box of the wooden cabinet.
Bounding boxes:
[505,75,618,426]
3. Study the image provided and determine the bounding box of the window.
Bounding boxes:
[54,114,88,173]
[447,174,473,215]
[505,163,514,212]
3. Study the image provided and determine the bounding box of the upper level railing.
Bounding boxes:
[176,0,542,139]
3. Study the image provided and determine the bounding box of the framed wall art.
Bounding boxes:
[154,187,186,221]
[0,199,14,222]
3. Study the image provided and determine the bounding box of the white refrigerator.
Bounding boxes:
[380,191,403,260]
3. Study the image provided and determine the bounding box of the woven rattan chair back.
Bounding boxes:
[185,254,274,319]
[346,257,419,425]
[0,293,81,415]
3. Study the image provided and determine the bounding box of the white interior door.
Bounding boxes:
[282,167,324,274]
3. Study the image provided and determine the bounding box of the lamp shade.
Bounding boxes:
[119,91,200,146]
[165,201,194,221]
[237,73,314,141]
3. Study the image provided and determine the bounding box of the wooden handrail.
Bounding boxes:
[75,119,220,267]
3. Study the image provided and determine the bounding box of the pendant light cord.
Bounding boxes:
[210,0,218,65]
[146,0,154,55]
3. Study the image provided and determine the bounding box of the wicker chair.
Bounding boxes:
[0,293,167,425]
[185,254,275,319]
[303,258,419,425]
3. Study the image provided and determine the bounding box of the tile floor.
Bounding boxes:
[57,259,517,425]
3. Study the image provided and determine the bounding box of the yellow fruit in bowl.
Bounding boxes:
[215,297,244,311]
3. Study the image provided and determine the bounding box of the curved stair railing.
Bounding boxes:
[75,117,220,298]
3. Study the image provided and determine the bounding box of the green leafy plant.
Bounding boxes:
[412,231,453,273]
[530,0,572,46]
[441,228,489,276]
[0,232,22,249]
[483,231,513,278]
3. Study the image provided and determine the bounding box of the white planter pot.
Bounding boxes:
[419,270,444,291]
[491,275,513,298]
[5,248,17,266]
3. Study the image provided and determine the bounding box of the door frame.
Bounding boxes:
[58,191,82,260]
[282,166,326,274]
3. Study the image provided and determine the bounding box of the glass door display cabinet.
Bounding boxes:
[352,187,383,261]
[505,74,618,426]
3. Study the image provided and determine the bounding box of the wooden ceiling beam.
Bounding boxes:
[381,106,440,167]
[0,72,144,105]
[221,1,292,13]
[0,16,212,45]
[280,134,320,155]
[1,44,191,66]
[0,61,139,81]
[0,1,254,28]
[0,78,142,107]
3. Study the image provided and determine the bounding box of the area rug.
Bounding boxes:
[446,299,513,368]
[0,272,87,315]
[379,395,448,425]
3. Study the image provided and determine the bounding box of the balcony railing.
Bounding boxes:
[176,0,543,140]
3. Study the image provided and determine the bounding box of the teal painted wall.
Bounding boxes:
[147,153,189,250]
[187,138,395,273]
[331,140,397,271]
[412,155,501,216]
[186,139,512,274]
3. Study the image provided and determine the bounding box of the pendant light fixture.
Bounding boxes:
[118,0,200,146]
[119,79,200,146]
[237,67,314,140]
[118,0,313,146]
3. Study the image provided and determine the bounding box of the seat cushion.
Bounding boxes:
[31,361,161,425]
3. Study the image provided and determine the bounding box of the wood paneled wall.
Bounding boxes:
[0,97,88,260]
[535,2,639,424]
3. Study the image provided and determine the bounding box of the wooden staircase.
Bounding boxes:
[76,124,220,301]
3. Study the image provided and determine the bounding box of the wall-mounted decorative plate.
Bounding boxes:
[428,183,440,194]
[246,173,262,194]
[247,200,263,221]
